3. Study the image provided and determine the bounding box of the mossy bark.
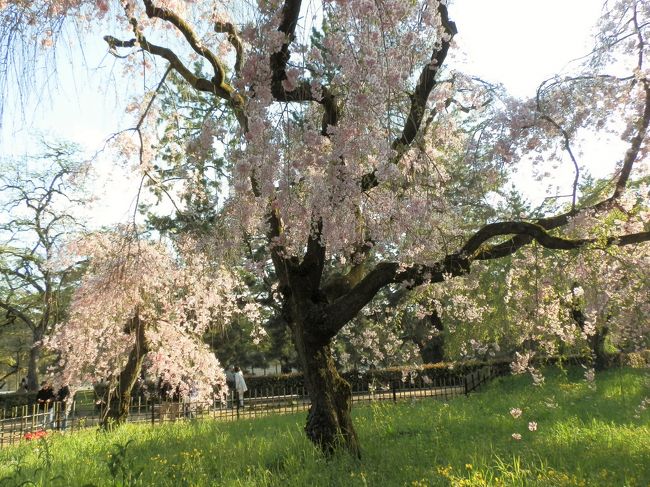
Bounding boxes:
[292,317,361,458]
[272,220,361,457]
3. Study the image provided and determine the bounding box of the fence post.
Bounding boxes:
[151,397,155,426]
[464,375,469,395]
[392,381,397,403]
[283,386,286,414]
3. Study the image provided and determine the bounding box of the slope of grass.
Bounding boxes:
[0,367,648,486]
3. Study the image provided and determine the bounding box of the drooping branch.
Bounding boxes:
[477,78,650,258]
[537,114,581,210]
[393,3,457,151]
[361,2,457,191]
[535,71,649,208]
[135,66,172,131]
[332,72,650,326]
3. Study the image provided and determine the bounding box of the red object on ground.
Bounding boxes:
[24,430,48,441]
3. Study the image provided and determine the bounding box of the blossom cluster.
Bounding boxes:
[45,230,260,402]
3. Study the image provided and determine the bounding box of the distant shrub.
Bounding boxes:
[244,359,514,392]
[619,350,650,368]
[0,392,37,410]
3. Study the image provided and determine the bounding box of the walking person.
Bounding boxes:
[234,367,247,409]
[36,381,55,428]
[225,366,235,408]
[185,381,199,419]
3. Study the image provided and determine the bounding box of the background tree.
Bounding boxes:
[0,288,31,390]
[44,230,261,424]
[0,144,88,390]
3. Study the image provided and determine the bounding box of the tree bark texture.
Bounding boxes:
[415,309,445,364]
[101,314,148,427]
[27,330,43,391]
[291,317,361,458]
[571,307,612,371]
[281,258,361,457]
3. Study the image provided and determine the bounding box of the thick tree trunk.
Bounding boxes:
[27,330,42,391]
[270,216,361,456]
[418,310,445,364]
[291,318,361,458]
[571,307,611,371]
[590,327,610,371]
[100,314,147,428]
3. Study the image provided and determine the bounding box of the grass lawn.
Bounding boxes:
[0,367,648,486]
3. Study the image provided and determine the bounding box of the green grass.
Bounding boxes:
[0,367,648,486]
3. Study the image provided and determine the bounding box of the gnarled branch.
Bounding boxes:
[393,3,457,151]
[215,20,244,77]
[319,223,650,343]
[103,35,223,96]
[142,0,227,90]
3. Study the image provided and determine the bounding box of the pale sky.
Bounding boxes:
[453,0,602,97]
[453,0,619,205]
[0,0,610,225]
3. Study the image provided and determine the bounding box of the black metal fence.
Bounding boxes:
[0,365,501,447]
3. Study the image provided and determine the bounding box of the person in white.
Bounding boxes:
[184,381,199,419]
[233,366,247,408]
